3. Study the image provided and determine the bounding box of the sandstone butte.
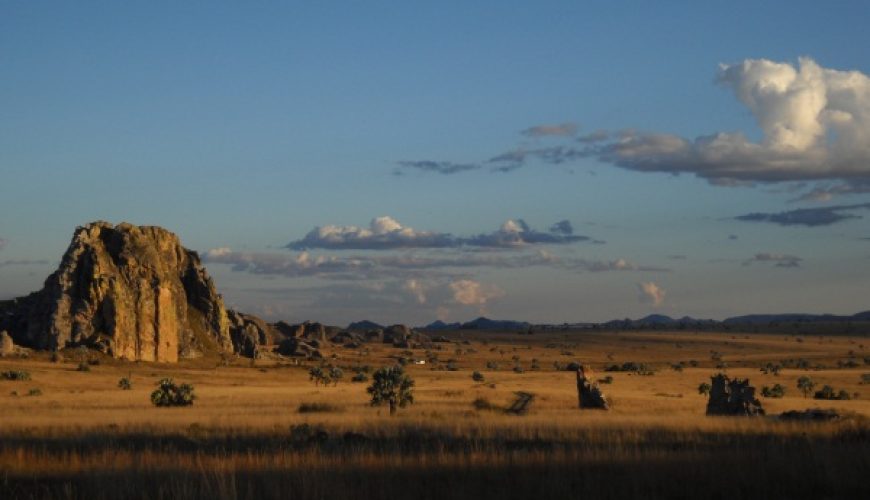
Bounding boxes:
[0,221,270,362]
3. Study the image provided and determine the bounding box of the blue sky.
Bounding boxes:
[2,1,869,325]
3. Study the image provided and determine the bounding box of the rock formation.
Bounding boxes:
[0,221,260,362]
[576,365,609,409]
[0,331,13,356]
[705,374,765,416]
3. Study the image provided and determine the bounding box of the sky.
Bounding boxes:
[2,1,870,326]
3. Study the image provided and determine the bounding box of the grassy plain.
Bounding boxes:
[1,329,868,499]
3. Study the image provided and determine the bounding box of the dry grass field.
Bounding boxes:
[1,329,868,499]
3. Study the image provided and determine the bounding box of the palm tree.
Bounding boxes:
[367,365,415,415]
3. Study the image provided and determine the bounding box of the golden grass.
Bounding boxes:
[0,329,868,498]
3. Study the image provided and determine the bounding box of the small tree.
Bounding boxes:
[118,376,132,390]
[698,382,712,396]
[329,367,343,386]
[472,370,485,382]
[367,365,414,415]
[797,376,815,399]
[309,366,328,386]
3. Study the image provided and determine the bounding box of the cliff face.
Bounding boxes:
[6,222,234,362]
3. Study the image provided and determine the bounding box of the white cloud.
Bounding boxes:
[637,282,666,307]
[403,279,428,304]
[450,279,505,308]
[586,58,870,185]
[288,217,592,250]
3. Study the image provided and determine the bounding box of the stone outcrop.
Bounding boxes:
[705,374,765,416]
[576,365,609,410]
[0,222,245,362]
[0,331,13,356]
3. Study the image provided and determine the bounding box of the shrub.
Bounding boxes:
[472,397,496,411]
[513,364,525,374]
[565,361,582,371]
[297,402,343,413]
[761,384,785,398]
[367,365,414,415]
[814,385,851,400]
[77,362,91,372]
[698,382,711,396]
[27,388,42,397]
[351,372,369,383]
[1,370,31,381]
[150,378,195,407]
[309,366,329,386]
[472,371,485,382]
[598,375,614,384]
[118,377,132,390]
[485,361,499,370]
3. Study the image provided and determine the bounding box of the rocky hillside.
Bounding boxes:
[0,221,239,362]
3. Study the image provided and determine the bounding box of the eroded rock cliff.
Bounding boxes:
[2,222,235,361]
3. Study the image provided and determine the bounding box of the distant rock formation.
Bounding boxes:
[0,331,13,357]
[0,222,271,362]
[705,374,764,416]
[576,366,609,410]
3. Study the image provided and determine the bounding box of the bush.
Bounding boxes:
[472,397,496,411]
[150,378,196,407]
[513,364,525,374]
[297,402,343,413]
[351,372,369,383]
[814,385,851,400]
[472,371,485,382]
[485,361,499,370]
[1,370,31,381]
[698,382,712,396]
[118,377,132,390]
[27,388,42,397]
[77,362,91,372]
[565,361,582,371]
[761,384,786,398]
[598,375,614,384]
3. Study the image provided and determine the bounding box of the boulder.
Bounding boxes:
[576,366,609,410]
[384,324,411,346]
[0,330,13,356]
[0,222,234,362]
[705,374,764,416]
[364,329,384,343]
[277,337,321,359]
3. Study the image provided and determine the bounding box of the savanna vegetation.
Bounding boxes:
[0,329,868,499]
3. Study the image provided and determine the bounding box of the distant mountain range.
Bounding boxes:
[407,310,870,331]
[420,317,531,331]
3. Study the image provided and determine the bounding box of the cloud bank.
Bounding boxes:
[287,216,593,250]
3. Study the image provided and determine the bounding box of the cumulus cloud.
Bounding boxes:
[735,203,870,227]
[743,253,803,268]
[395,160,481,175]
[579,58,870,187]
[405,58,870,198]
[521,122,578,138]
[637,282,666,307]
[288,216,456,250]
[450,279,505,307]
[287,217,592,250]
